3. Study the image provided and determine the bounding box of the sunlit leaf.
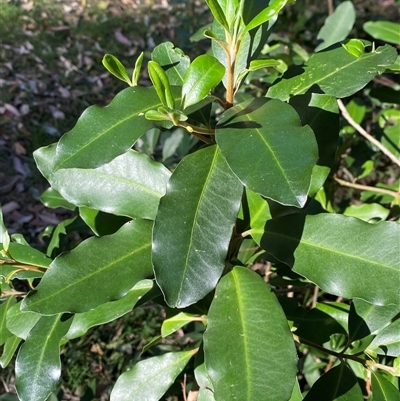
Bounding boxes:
[371,371,400,401]
[369,318,400,357]
[364,21,400,45]
[102,54,132,85]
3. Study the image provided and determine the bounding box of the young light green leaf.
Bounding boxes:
[148,60,175,109]
[21,220,153,314]
[267,44,397,101]
[259,214,400,306]
[371,371,400,401]
[153,145,243,308]
[0,206,10,252]
[110,350,196,401]
[342,39,366,58]
[204,266,297,401]
[242,0,288,34]
[303,363,363,401]
[249,58,280,71]
[49,150,171,220]
[15,314,72,401]
[315,1,356,52]
[181,55,225,109]
[102,54,132,86]
[364,21,400,45]
[132,51,144,86]
[205,0,229,31]
[161,312,205,337]
[216,98,318,207]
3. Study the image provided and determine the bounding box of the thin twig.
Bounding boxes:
[337,99,400,168]
[334,177,400,199]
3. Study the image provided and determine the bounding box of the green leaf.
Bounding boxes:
[40,187,75,210]
[151,42,190,85]
[242,0,288,34]
[364,21,400,45]
[249,58,280,70]
[259,214,400,306]
[162,129,185,161]
[110,350,196,401]
[148,61,176,109]
[348,298,399,343]
[315,1,355,52]
[267,44,397,101]
[39,86,180,171]
[0,335,21,368]
[7,242,51,268]
[289,378,304,401]
[6,302,41,340]
[50,150,171,220]
[15,314,72,401]
[203,266,297,401]
[153,145,243,308]
[0,296,16,345]
[342,39,367,58]
[64,280,153,340]
[343,203,390,223]
[161,312,204,338]
[303,363,363,401]
[21,220,153,314]
[205,0,229,31]
[79,207,130,236]
[102,54,132,85]
[182,55,225,109]
[369,318,400,357]
[371,371,400,401]
[216,98,318,207]
[289,93,339,196]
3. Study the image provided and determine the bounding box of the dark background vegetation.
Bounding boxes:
[1,0,399,400]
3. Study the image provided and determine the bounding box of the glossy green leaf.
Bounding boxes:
[151,42,190,85]
[205,0,229,31]
[161,312,204,338]
[289,378,304,401]
[15,314,72,401]
[364,21,400,45]
[216,98,318,207]
[289,93,339,196]
[342,39,366,58]
[79,207,130,236]
[195,362,215,400]
[371,371,400,401]
[148,61,175,109]
[110,350,196,401]
[249,58,280,70]
[50,150,171,220]
[259,213,400,306]
[43,86,180,171]
[153,145,243,308]
[33,142,57,181]
[348,298,399,343]
[303,363,363,401]
[204,266,297,400]
[267,44,397,101]
[242,0,288,34]
[22,220,153,314]
[64,280,153,339]
[343,203,390,223]
[40,187,75,210]
[315,1,355,52]
[102,54,132,85]
[0,296,16,345]
[182,55,224,109]
[7,242,51,268]
[6,302,41,340]
[369,318,400,357]
[0,335,21,368]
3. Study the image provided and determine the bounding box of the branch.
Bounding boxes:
[334,177,400,200]
[337,99,400,168]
